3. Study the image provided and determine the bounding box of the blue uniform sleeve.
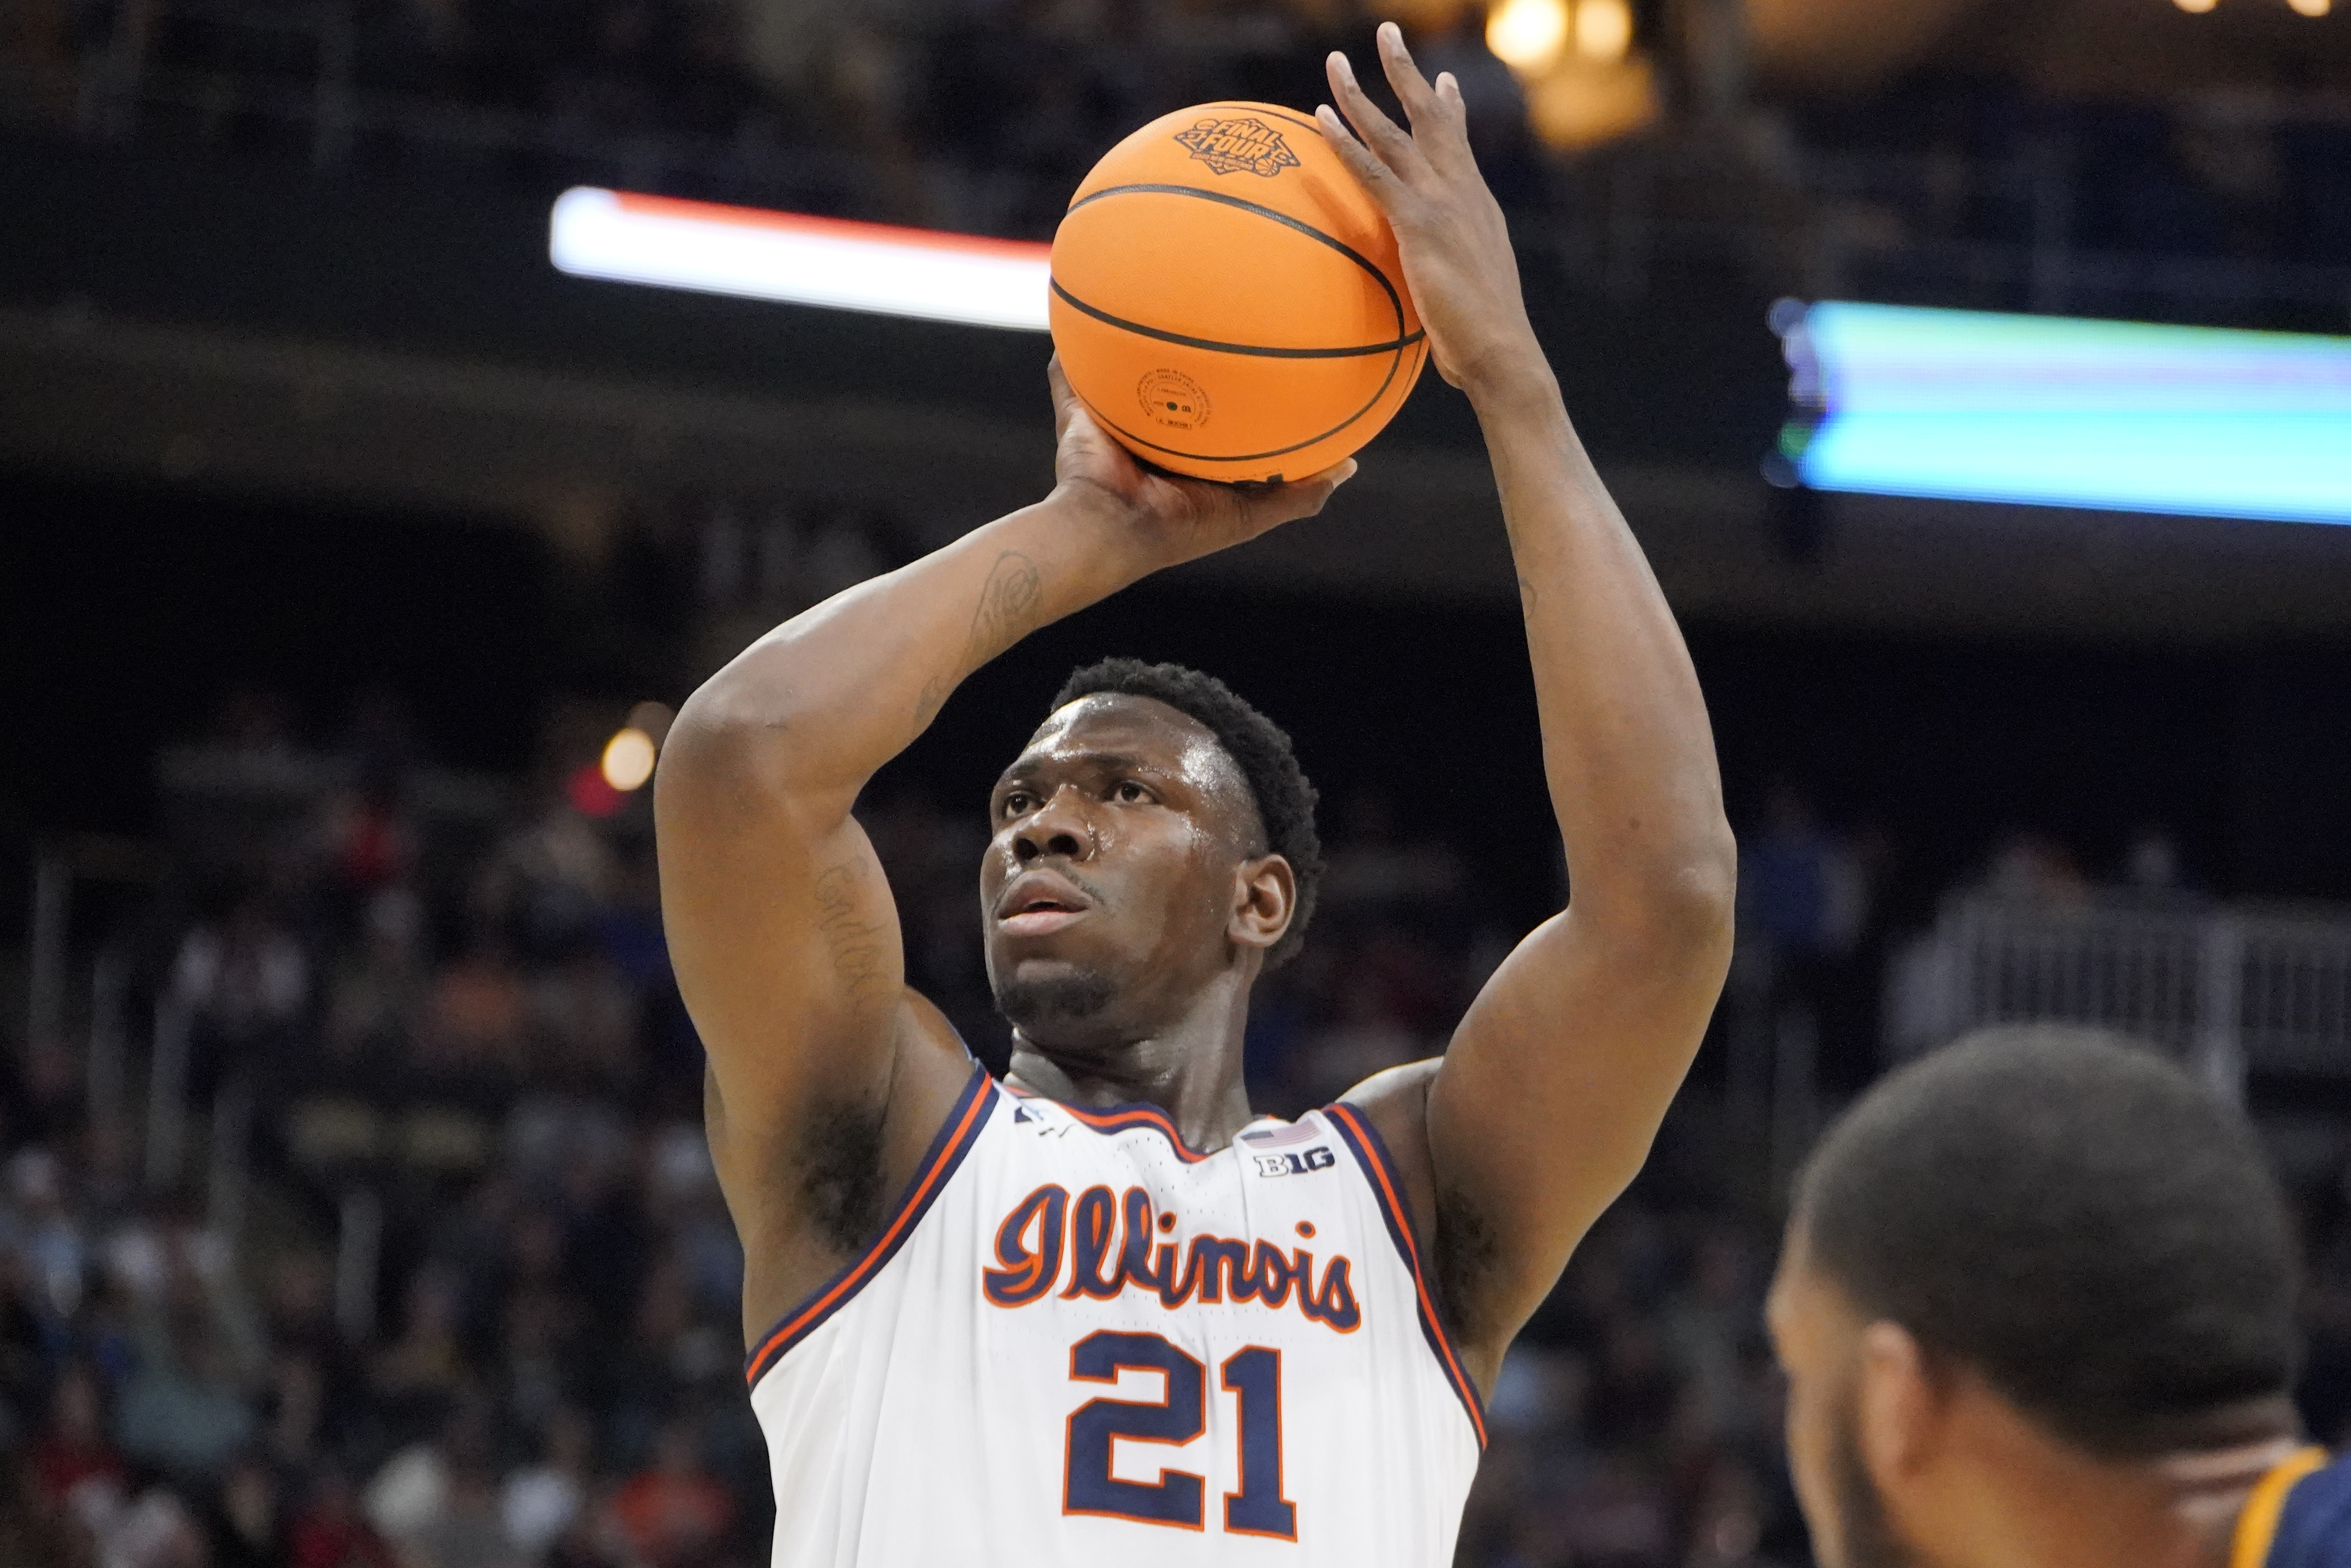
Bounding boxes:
[2272,1457,2351,1568]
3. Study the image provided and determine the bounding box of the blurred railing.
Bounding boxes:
[8,4,2351,327]
[1892,894,2351,1092]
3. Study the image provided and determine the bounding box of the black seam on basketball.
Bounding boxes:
[1081,332,1417,466]
[1060,183,1406,336]
[1052,281,1424,360]
[1212,103,1325,138]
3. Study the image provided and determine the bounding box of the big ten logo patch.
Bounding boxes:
[1174,116,1300,178]
[1138,368,1210,430]
[1254,1146,1336,1179]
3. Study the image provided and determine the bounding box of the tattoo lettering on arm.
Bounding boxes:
[907,550,1043,736]
[814,863,892,1018]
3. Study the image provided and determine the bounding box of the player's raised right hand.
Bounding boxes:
[1318,23,1544,397]
[1046,355,1356,569]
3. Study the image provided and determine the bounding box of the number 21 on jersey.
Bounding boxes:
[1063,1331,1297,1540]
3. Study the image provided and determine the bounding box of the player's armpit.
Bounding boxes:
[656,717,973,1337]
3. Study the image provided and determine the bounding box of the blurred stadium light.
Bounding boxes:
[550,188,1052,331]
[1779,302,2351,525]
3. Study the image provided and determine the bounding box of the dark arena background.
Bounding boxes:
[5,1,2351,1563]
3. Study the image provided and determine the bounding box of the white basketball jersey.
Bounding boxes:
[746,1067,1486,1565]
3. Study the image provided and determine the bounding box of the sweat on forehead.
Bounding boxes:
[1016,696,1261,823]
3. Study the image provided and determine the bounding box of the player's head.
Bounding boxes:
[981,658,1322,1046]
[1767,1027,2302,1568]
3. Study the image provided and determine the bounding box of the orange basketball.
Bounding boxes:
[1049,102,1426,484]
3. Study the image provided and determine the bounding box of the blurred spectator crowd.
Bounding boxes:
[5,0,2348,277]
[5,689,2351,1567]
[7,0,1526,235]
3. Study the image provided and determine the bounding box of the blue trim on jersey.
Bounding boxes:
[744,1068,999,1389]
[2272,1454,2351,1568]
[1322,1104,1490,1449]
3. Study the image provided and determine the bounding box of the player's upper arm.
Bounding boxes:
[654,696,913,1143]
[1424,872,1734,1350]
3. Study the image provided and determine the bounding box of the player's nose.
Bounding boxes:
[1012,784,1094,864]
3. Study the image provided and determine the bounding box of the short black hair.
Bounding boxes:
[1792,1026,2301,1458]
[1050,658,1322,968]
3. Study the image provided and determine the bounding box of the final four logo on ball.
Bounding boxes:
[1173,117,1300,178]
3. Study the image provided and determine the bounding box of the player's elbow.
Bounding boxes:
[1676,821,1740,923]
[1667,823,1740,943]
[1600,823,1738,964]
[672,671,790,753]
[661,671,841,813]
[664,683,776,787]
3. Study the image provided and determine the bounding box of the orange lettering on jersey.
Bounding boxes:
[980,1185,1360,1332]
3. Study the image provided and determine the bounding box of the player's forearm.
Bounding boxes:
[1470,355,1737,933]
[667,486,1153,815]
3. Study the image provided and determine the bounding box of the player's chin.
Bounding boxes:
[991,958,1121,1032]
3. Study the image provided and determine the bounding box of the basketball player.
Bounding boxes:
[657,23,1736,1562]
[1768,1027,2351,1568]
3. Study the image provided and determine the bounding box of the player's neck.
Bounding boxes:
[2159,1423,2312,1568]
[1004,968,1257,1153]
[1928,1402,2303,1568]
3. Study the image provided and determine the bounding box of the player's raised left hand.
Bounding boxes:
[1317,23,1544,395]
[1046,355,1355,569]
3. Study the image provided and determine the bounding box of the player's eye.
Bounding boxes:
[1113,781,1149,803]
[1000,791,1033,817]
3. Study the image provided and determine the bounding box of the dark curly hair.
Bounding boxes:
[1795,1027,2301,1458]
[1049,658,1323,968]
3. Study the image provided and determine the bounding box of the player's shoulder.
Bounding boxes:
[1330,1056,1440,1201]
[1335,1056,1440,1140]
[2271,1450,2351,1568]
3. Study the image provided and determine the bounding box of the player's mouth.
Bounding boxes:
[994,871,1093,937]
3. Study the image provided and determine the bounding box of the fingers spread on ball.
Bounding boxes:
[1375,22,1441,127]
[1315,102,1395,200]
[1325,50,1423,184]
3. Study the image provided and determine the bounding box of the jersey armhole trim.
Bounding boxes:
[1322,1102,1490,1450]
[2236,1447,2334,1568]
[1002,1084,1212,1163]
[744,1067,999,1390]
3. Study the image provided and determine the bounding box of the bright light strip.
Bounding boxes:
[1788,302,2351,525]
[549,187,1051,331]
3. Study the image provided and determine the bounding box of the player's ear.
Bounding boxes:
[1229,854,1297,957]
[1855,1320,1943,1483]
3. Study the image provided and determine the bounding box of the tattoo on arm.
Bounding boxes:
[909,551,1043,729]
[969,551,1044,659]
[814,863,892,1017]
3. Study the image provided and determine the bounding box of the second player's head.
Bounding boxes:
[980,658,1323,1051]
[1767,1026,2302,1568]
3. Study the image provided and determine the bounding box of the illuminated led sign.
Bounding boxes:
[550,187,1052,331]
[1775,302,2351,525]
